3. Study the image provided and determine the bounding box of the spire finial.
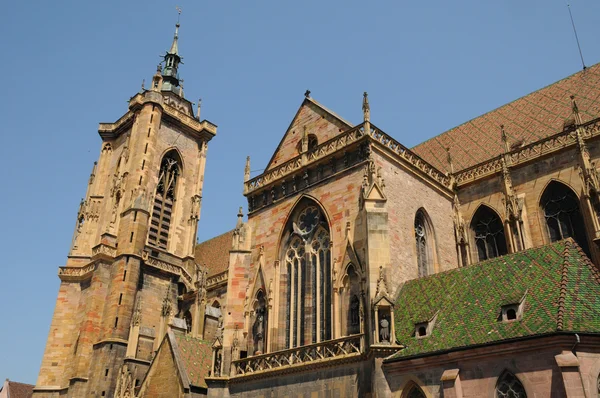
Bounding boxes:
[196,98,202,120]
[362,92,370,122]
[244,156,251,182]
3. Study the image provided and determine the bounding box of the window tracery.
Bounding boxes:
[496,372,526,398]
[415,211,432,277]
[148,152,181,249]
[405,384,426,398]
[471,206,507,261]
[283,203,331,348]
[541,181,590,255]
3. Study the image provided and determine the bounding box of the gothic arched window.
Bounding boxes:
[496,371,526,398]
[282,202,331,348]
[470,205,507,261]
[540,181,590,256]
[148,151,181,249]
[415,210,434,277]
[405,383,426,398]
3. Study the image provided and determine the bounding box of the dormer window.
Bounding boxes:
[500,303,523,323]
[415,324,428,338]
[413,313,438,339]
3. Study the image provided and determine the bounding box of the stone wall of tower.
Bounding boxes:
[35,87,214,398]
[35,281,82,393]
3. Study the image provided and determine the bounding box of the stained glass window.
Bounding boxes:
[496,372,526,398]
[541,181,590,256]
[471,206,507,261]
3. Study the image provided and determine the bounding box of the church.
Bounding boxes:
[33,20,600,398]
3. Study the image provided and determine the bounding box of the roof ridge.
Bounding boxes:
[411,63,600,151]
[569,238,600,285]
[556,240,574,331]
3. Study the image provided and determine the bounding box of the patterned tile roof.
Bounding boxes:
[171,332,213,389]
[194,230,234,276]
[389,239,600,361]
[411,63,600,173]
[0,379,34,398]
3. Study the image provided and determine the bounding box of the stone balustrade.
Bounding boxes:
[231,334,364,377]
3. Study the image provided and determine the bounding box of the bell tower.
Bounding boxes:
[34,20,216,398]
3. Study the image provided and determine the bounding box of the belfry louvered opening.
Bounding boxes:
[148,151,181,249]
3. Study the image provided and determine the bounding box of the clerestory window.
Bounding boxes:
[541,181,590,256]
[471,205,507,261]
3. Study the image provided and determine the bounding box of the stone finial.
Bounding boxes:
[141,79,145,92]
[362,92,370,122]
[445,147,454,174]
[244,156,251,182]
[301,126,309,153]
[570,95,583,126]
[501,125,510,153]
[197,98,202,120]
[236,206,244,229]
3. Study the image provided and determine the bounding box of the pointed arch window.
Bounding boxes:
[496,371,526,398]
[282,203,331,348]
[471,206,507,261]
[148,151,181,249]
[541,181,590,256]
[415,210,434,277]
[405,384,426,398]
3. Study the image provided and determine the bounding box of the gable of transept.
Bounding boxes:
[265,97,353,171]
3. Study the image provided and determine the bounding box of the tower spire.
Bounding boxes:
[161,9,184,96]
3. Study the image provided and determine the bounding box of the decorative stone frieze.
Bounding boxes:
[144,254,194,289]
[58,263,95,282]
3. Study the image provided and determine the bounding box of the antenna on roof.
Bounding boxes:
[565,2,586,70]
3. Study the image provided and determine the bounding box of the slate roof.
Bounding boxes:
[388,239,600,361]
[0,379,34,398]
[171,332,213,389]
[411,63,600,173]
[194,230,234,276]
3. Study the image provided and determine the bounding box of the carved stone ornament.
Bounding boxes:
[452,194,468,244]
[161,294,172,317]
[114,364,134,398]
[131,299,142,327]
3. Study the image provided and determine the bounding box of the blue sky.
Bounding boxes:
[1,0,599,385]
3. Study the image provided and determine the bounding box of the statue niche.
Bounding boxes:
[251,290,267,355]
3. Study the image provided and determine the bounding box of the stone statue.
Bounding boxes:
[379,316,390,343]
[214,351,222,377]
[253,307,266,354]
